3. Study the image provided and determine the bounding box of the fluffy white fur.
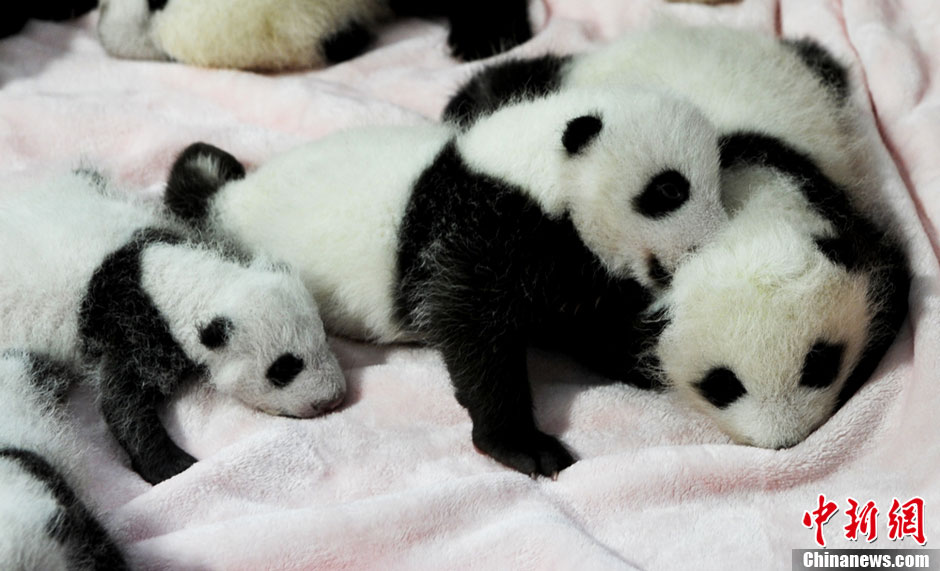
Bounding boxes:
[651,166,873,449]
[565,25,865,191]
[97,0,390,71]
[203,86,725,341]
[0,170,345,419]
[457,85,725,285]
[0,352,105,570]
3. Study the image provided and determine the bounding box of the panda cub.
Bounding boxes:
[96,0,532,71]
[443,25,910,446]
[165,86,727,476]
[644,134,909,449]
[0,350,127,571]
[0,171,346,484]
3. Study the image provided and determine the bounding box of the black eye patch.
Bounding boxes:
[696,367,747,409]
[199,317,234,350]
[799,341,845,389]
[266,353,305,388]
[633,169,690,219]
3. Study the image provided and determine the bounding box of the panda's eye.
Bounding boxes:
[633,170,691,219]
[199,317,233,350]
[267,353,305,388]
[799,341,845,389]
[696,367,746,409]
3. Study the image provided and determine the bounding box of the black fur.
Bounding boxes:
[633,170,691,219]
[78,227,205,485]
[442,54,571,127]
[0,448,128,570]
[390,0,532,61]
[646,255,672,289]
[696,367,747,409]
[321,20,374,64]
[147,0,168,11]
[800,341,845,389]
[783,38,850,103]
[165,142,246,226]
[266,353,305,388]
[395,141,652,476]
[719,131,911,407]
[562,115,603,155]
[199,316,233,349]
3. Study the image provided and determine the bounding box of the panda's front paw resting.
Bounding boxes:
[134,448,197,485]
[473,428,576,478]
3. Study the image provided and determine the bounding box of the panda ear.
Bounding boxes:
[562,114,603,155]
[199,317,234,350]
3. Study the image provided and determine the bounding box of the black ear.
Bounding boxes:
[562,114,603,155]
[199,317,234,350]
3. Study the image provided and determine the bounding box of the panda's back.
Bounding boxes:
[211,123,453,341]
[567,26,858,189]
[0,175,160,361]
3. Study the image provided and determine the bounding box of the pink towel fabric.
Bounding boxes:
[1,0,937,568]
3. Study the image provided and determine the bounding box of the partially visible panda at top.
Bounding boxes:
[164,84,728,476]
[0,170,345,483]
[96,0,533,71]
[0,350,127,570]
[442,25,910,448]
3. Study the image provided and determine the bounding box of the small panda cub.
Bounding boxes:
[96,0,533,71]
[165,85,726,476]
[643,135,909,449]
[0,350,127,571]
[0,171,345,484]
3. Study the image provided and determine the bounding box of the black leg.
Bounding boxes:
[99,370,195,485]
[445,0,532,60]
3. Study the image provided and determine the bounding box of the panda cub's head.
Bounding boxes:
[647,167,875,449]
[559,88,726,289]
[146,245,348,419]
[195,264,345,418]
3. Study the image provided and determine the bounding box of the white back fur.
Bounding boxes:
[566,25,865,191]
[211,122,454,342]
[652,166,873,449]
[457,85,726,286]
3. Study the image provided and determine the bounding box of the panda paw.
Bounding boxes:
[473,428,576,478]
[134,448,197,485]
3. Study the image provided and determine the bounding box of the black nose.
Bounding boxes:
[266,353,304,388]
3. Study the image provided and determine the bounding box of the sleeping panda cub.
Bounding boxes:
[642,134,909,449]
[0,350,127,571]
[96,0,533,70]
[164,86,727,476]
[0,171,345,484]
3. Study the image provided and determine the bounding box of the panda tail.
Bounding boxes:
[164,142,245,225]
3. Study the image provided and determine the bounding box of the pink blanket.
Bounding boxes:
[1,0,938,568]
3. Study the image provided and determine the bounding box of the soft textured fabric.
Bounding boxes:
[0,0,936,568]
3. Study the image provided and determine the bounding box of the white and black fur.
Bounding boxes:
[642,134,909,449]
[0,171,345,484]
[97,0,533,71]
[0,350,127,570]
[442,26,909,447]
[164,86,727,476]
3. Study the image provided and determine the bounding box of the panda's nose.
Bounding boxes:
[266,353,304,388]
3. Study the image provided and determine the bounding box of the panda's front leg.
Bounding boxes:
[99,366,196,485]
[435,329,576,478]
